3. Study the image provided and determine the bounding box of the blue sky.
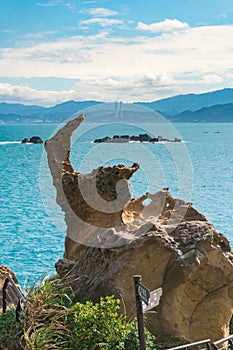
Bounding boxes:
[0,0,233,106]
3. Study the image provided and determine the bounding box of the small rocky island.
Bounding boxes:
[22,136,43,144]
[94,133,182,143]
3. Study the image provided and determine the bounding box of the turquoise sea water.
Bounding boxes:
[1,120,233,286]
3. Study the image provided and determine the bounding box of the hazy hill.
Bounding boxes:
[170,103,233,122]
[44,100,101,115]
[0,100,100,122]
[138,88,233,115]
[1,88,233,123]
[0,102,44,116]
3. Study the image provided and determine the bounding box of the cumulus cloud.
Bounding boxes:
[0,74,177,106]
[1,23,233,105]
[1,25,233,78]
[0,83,73,106]
[137,18,190,33]
[73,74,176,100]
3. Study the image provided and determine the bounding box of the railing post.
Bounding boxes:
[2,277,9,313]
[16,300,21,322]
[133,275,146,350]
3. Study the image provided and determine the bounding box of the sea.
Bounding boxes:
[1,118,233,287]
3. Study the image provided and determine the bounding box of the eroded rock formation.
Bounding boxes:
[45,114,233,348]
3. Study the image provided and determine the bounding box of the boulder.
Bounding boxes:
[22,136,43,144]
[29,136,43,144]
[45,114,233,348]
[94,136,112,143]
[139,133,152,142]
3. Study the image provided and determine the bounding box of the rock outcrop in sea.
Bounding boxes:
[94,133,182,143]
[45,114,233,348]
[22,136,43,144]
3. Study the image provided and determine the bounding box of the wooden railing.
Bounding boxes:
[2,274,26,321]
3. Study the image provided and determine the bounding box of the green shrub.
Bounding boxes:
[0,310,22,349]
[67,295,157,349]
[1,276,158,349]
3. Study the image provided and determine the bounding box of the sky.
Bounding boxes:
[0,0,233,106]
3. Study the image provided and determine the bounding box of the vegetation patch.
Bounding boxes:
[0,276,158,349]
[0,310,22,349]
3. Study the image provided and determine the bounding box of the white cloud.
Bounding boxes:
[137,18,189,33]
[23,30,58,40]
[0,83,73,106]
[201,74,223,84]
[79,17,124,28]
[73,74,176,101]
[0,75,177,106]
[84,7,118,17]
[36,0,75,10]
[1,25,233,79]
[1,24,233,105]
[36,0,64,7]
[0,37,92,64]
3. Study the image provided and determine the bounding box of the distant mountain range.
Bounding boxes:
[0,100,102,123]
[1,88,233,123]
[139,88,233,115]
[170,103,233,122]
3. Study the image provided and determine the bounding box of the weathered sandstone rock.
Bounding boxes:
[45,114,233,348]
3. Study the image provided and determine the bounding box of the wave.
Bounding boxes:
[90,140,186,144]
[0,141,22,145]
